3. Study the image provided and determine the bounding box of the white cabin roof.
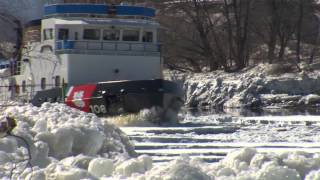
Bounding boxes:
[54,18,160,28]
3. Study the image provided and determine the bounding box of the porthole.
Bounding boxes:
[41,78,46,90]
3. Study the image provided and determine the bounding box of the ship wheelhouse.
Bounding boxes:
[43,4,160,55]
[36,3,162,87]
[52,18,160,56]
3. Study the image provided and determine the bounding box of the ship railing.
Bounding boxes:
[0,83,63,104]
[55,40,161,55]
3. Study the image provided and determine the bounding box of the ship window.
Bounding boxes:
[58,29,69,40]
[41,78,46,90]
[103,29,120,41]
[123,30,140,41]
[143,31,153,42]
[22,81,26,93]
[83,29,101,40]
[55,76,60,87]
[43,29,53,40]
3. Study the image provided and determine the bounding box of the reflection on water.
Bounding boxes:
[186,107,320,117]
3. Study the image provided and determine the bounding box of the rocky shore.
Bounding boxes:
[166,63,320,110]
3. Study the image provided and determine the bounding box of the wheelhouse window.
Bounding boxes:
[41,78,46,90]
[103,29,120,41]
[43,29,53,40]
[83,29,101,40]
[58,29,69,40]
[122,29,140,41]
[143,31,153,42]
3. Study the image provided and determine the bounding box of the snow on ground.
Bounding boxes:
[1,103,320,179]
[0,102,135,179]
[114,147,320,180]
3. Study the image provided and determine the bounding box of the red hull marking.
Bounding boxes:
[65,84,97,112]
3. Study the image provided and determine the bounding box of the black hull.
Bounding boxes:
[31,79,183,118]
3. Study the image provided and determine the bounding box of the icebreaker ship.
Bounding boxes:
[0,1,182,119]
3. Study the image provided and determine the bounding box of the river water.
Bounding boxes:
[120,108,320,164]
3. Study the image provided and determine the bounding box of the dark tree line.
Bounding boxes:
[154,0,320,72]
[1,0,319,73]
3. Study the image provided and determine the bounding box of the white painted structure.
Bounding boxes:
[0,4,162,100]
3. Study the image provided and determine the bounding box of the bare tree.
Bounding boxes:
[250,0,315,65]
[158,0,225,72]
[223,0,253,70]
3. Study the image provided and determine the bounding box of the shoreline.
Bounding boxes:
[166,63,320,111]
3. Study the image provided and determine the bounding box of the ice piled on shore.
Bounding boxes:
[1,103,320,179]
[0,102,135,179]
[172,64,320,109]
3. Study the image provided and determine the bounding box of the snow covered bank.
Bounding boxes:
[167,64,320,110]
[0,103,135,179]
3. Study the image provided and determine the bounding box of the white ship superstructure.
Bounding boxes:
[0,2,181,118]
[9,3,160,95]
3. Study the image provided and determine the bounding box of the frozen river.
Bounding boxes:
[121,109,320,163]
[3,103,320,179]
